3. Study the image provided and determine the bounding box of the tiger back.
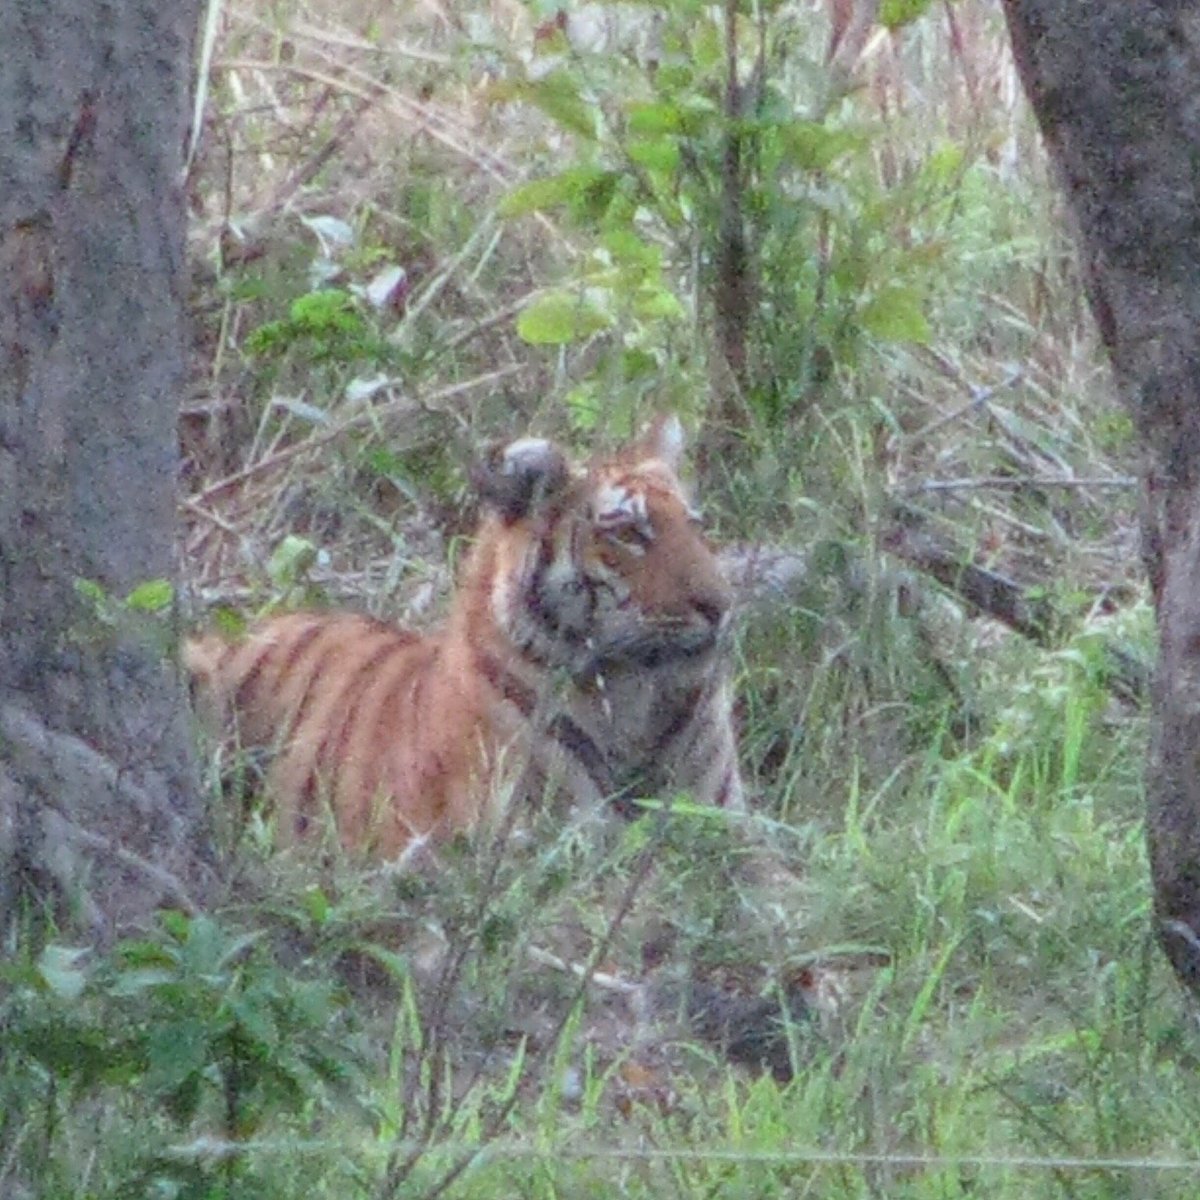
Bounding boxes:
[185,416,744,857]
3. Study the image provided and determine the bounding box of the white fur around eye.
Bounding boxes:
[593,485,654,554]
[594,485,649,527]
[501,437,557,475]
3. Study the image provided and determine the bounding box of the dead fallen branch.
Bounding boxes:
[880,522,1059,643]
[881,514,1150,703]
[720,531,1150,706]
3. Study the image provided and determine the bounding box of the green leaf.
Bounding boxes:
[565,385,601,431]
[627,101,683,136]
[73,578,108,608]
[633,284,685,320]
[288,978,338,1027]
[214,928,268,973]
[621,348,659,381]
[289,289,362,335]
[923,141,965,186]
[303,886,332,925]
[38,945,90,1001]
[228,988,280,1050]
[349,943,412,984]
[880,0,934,28]
[74,577,117,625]
[145,1019,210,1093]
[213,606,247,638]
[106,967,179,997]
[523,71,597,140]
[267,534,318,589]
[628,136,680,174]
[690,17,722,72]
[572,171,621,224]
[179,913,228,976]
[859,286,931,344]
[779,121,865,171]
[23,1020,116,1082]
[159,909,192,942]
[498,167,609,217]
[624,795,739,821]
[517,292,610,345]
[125,578,174,613]
[245,318,287,355]
[119,930,181,967]
[599,229,660,268]
[228,275,273,302]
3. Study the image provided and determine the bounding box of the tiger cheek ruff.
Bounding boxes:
[185,415,744,859]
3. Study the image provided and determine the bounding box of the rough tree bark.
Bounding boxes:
[1000,1,1200,991]
[0,0,211,937]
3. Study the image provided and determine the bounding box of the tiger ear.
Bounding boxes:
[633,413,685,470]
[474,437,572,521]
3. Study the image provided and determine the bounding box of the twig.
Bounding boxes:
[289,20,453,64]
[190,365,524,506]
[902,474,1137,495]
[442,297,530,354]
[214,57,513,183]
[964,496,1059,543]
[525,944,639,995]
[903,366,1024,448]
[181,498,241,535]
[264,93,376,214]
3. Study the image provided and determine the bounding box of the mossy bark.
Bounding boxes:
[1001,0,1200,989]
[0,0,212,937]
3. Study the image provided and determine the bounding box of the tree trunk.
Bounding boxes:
[0,0,211,937]
[1000,0,1200,990]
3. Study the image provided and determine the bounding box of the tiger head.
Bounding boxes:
[470,415,734,678]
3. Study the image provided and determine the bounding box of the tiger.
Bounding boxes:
[185,415,744,858]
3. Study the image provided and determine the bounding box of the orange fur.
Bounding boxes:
[186,417,743,857]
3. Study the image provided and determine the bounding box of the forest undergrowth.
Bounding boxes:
[3,2,1193,1197]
